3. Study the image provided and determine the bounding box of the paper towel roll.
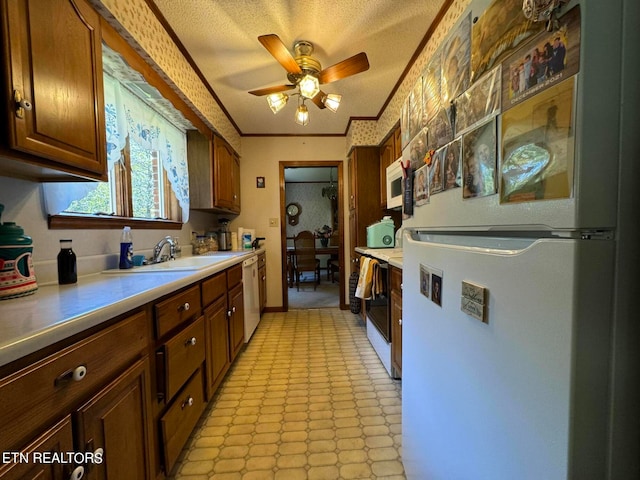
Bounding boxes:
[231,232,238,251]
[237,228,244,250]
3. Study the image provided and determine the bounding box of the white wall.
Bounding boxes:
[232,136,347,309]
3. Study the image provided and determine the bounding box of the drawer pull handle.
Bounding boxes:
[69,465,85,480]
[178,302,190,312]
[181,395,194,409]
[227,309,232,317]
[398,318,402,325]
[185,337,197,346]
[232,306,236,313]
[55,365,87,387]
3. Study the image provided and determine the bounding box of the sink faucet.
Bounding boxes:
[151,236,176,263]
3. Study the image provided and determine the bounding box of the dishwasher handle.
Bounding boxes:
[243,255,258,267]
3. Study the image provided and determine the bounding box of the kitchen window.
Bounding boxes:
[45,44,192,230]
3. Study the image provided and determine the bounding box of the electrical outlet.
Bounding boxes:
[269,218,279,227]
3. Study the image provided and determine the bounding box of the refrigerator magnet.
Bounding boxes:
[420,264,430,299]
[431,273,443,306]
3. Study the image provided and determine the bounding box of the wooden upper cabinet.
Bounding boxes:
[393,127,402,158]
[379,126,402,209]
[379,134,395,209]
[188,131,241,214]
[217,137,241,212]
[0,0,107,181]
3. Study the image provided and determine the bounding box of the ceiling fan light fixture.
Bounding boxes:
[267,93,288,114]
[298,74,320,99]
[323,93,342,113]
[295,104,309,126]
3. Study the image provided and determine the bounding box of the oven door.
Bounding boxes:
[366,260,391,342]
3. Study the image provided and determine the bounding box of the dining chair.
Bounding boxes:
[293,230,320,291]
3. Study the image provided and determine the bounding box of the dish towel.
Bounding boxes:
[355,257,380,300]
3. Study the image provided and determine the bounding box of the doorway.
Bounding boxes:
[280,161,345,310]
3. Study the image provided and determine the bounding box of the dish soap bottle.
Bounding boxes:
[57,239,77,284]
[119,226,133,269]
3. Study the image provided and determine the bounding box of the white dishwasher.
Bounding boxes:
[242,255,260,342]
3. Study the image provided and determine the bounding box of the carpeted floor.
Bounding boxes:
[288,275,340,309]
[169,308,404,480]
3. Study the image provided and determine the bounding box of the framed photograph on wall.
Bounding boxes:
[256,176,265,188]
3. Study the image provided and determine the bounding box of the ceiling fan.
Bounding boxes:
[249,34,369,124]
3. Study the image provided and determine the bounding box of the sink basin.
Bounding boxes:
[102,253,241,274]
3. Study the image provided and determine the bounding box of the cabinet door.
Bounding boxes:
[0,416,76,480]
[231,152,241,212]
[228,283,244,363]
[2,0,107,179]
[380,134,395,208]
[258,265,266,314]
[393,127,402,158]
[75,358,153,480]
[390,288,402,379]
[213,136,235,210]
[204,296,230,398]
[348,151,356,211]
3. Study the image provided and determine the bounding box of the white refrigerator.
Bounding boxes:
[401,1,639,479]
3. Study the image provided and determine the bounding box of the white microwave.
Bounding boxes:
[386,159,403,209]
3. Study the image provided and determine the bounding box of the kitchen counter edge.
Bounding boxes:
[0,249,263,368]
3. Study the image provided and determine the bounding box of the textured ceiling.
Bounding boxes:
[151,0,447,136]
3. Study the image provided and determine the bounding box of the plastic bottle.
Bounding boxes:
[57,239,77,284]
[119,226,133,269]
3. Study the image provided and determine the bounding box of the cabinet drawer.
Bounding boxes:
[0,311,148,453]
[160,368,206,474]
[258,253,266,267]
[202,271,226,307]
[160,316,205,401]
[155,285,201,338]
[227,263,242,289]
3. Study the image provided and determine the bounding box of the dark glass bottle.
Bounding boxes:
[57,239,77,284]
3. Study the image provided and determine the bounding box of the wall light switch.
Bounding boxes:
[269,218,279,227]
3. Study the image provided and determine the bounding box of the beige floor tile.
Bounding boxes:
[168,309,405,479]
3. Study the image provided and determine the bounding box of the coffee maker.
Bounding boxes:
[217,219,232,251]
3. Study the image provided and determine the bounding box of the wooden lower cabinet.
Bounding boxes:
[390,266,402,378]
[228,281,244,363]
[258,253,266,314]
[75,357,153,480]
[204,295,230,398]
[0,259,255,479]
[0,311,152,480]
[0,415,76,480]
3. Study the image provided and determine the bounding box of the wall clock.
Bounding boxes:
[286,202,301,225]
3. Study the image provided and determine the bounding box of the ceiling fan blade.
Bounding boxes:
[311,91,327,109]
[248,84,296,96]
[318,52,370,84]
[258,34,302,75]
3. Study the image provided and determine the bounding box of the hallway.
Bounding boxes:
[169,308,405,479]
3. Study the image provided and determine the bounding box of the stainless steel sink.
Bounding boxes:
[102,253,242,273]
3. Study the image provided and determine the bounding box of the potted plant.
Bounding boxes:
[315,225,333,247]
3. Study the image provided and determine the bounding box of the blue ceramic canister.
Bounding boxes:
[0,204,38,300]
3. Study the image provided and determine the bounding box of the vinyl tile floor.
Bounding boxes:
[169,308,405,480]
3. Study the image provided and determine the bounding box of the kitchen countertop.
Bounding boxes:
[0,250,261,368]
[355,247,403,269]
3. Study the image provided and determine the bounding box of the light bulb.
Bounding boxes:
[298,74,320,99]
[295,104,309,126]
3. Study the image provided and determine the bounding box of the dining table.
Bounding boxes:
[286,245,339,288]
